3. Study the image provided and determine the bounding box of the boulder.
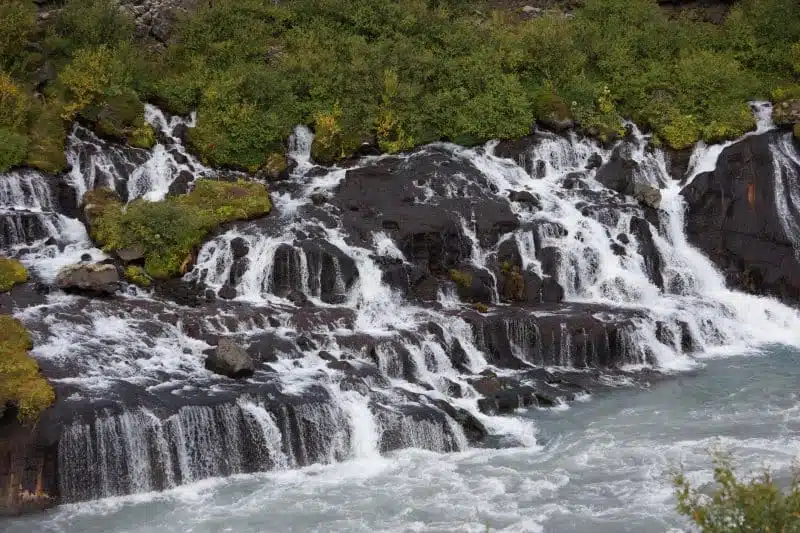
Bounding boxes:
[115,245,145,262]
[205,338,255,378]
[55,263,119,295]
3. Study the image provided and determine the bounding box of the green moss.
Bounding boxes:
[473,303,489,314]
[448,269,473,290]
[0,257,28,292]
[0,315,54,422]
[124,265,151,287]
[86,179,271,279]
[794,122,800,139]
[502,265,525,302]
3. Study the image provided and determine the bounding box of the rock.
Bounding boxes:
[682,130,800,304]
[773,99,800,127]
[80,253,92,262]
[630,216,664,289]
[167,170,193,197]
[449,265,495,304]
[299,240,360,304]
[586,152,603,170]
[508,190,540,208]
[218,284,237,300]
[55,263,119,295]
[471,375,503,396]
[115,245,145,262]
[153,278,210,307]
[595,144,663,208]
[230,237,249,259]
[310,192,328,206]
[205,338,254,378]
[477,386,540,415]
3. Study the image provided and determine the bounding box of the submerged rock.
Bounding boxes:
[205,338,255,378]
[55,263,119,295]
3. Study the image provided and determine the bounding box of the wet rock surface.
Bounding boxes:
[55,263,120,295]
[2,112,799,512]
[682,131,800,304]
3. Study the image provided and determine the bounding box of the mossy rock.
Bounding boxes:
[0,315,54,422]
[85,179,272,279]
[0,257,28,292]
[794,122,800,139]
[501,265,525,301]
[85,92,156,149]
[448,269,473,290]
[263,151,288,180]
[473,302,489,313]
[124,265,151,287]
[532,87,573,128]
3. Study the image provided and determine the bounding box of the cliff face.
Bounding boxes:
[682,131,800,304]
[0,412,58,516]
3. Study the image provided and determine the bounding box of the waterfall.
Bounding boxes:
[4,103,800,506]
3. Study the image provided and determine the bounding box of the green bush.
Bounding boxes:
[0,257,28,292]
[0,0,36,74]
[86,179,271,279]
[0,315,55,422]
[2,0,800,170]
[673,451,800,533]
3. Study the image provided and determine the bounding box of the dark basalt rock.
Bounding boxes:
[230,237,249,259]
[153,278,211,307]
[299,239,359,304]
[630,216,665,289]
[682,131,800,304]
[595,143,662,208]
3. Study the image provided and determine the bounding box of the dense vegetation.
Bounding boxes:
[0,0,798,172]
[0,315,55,421]
[85,179,271,279]
[673,452,800,532]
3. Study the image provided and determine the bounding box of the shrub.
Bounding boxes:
[48,0,136,56]
[0,0,36,74]
[0,128,29,172]
[673,451,800,532]
[0,315,55,422]
[0,257,28,292]
[86,179,271,279]
[24,101,68,173]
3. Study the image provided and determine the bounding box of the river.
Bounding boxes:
[7,345,798,533]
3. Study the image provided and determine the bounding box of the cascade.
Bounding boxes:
[3,103,800,507]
